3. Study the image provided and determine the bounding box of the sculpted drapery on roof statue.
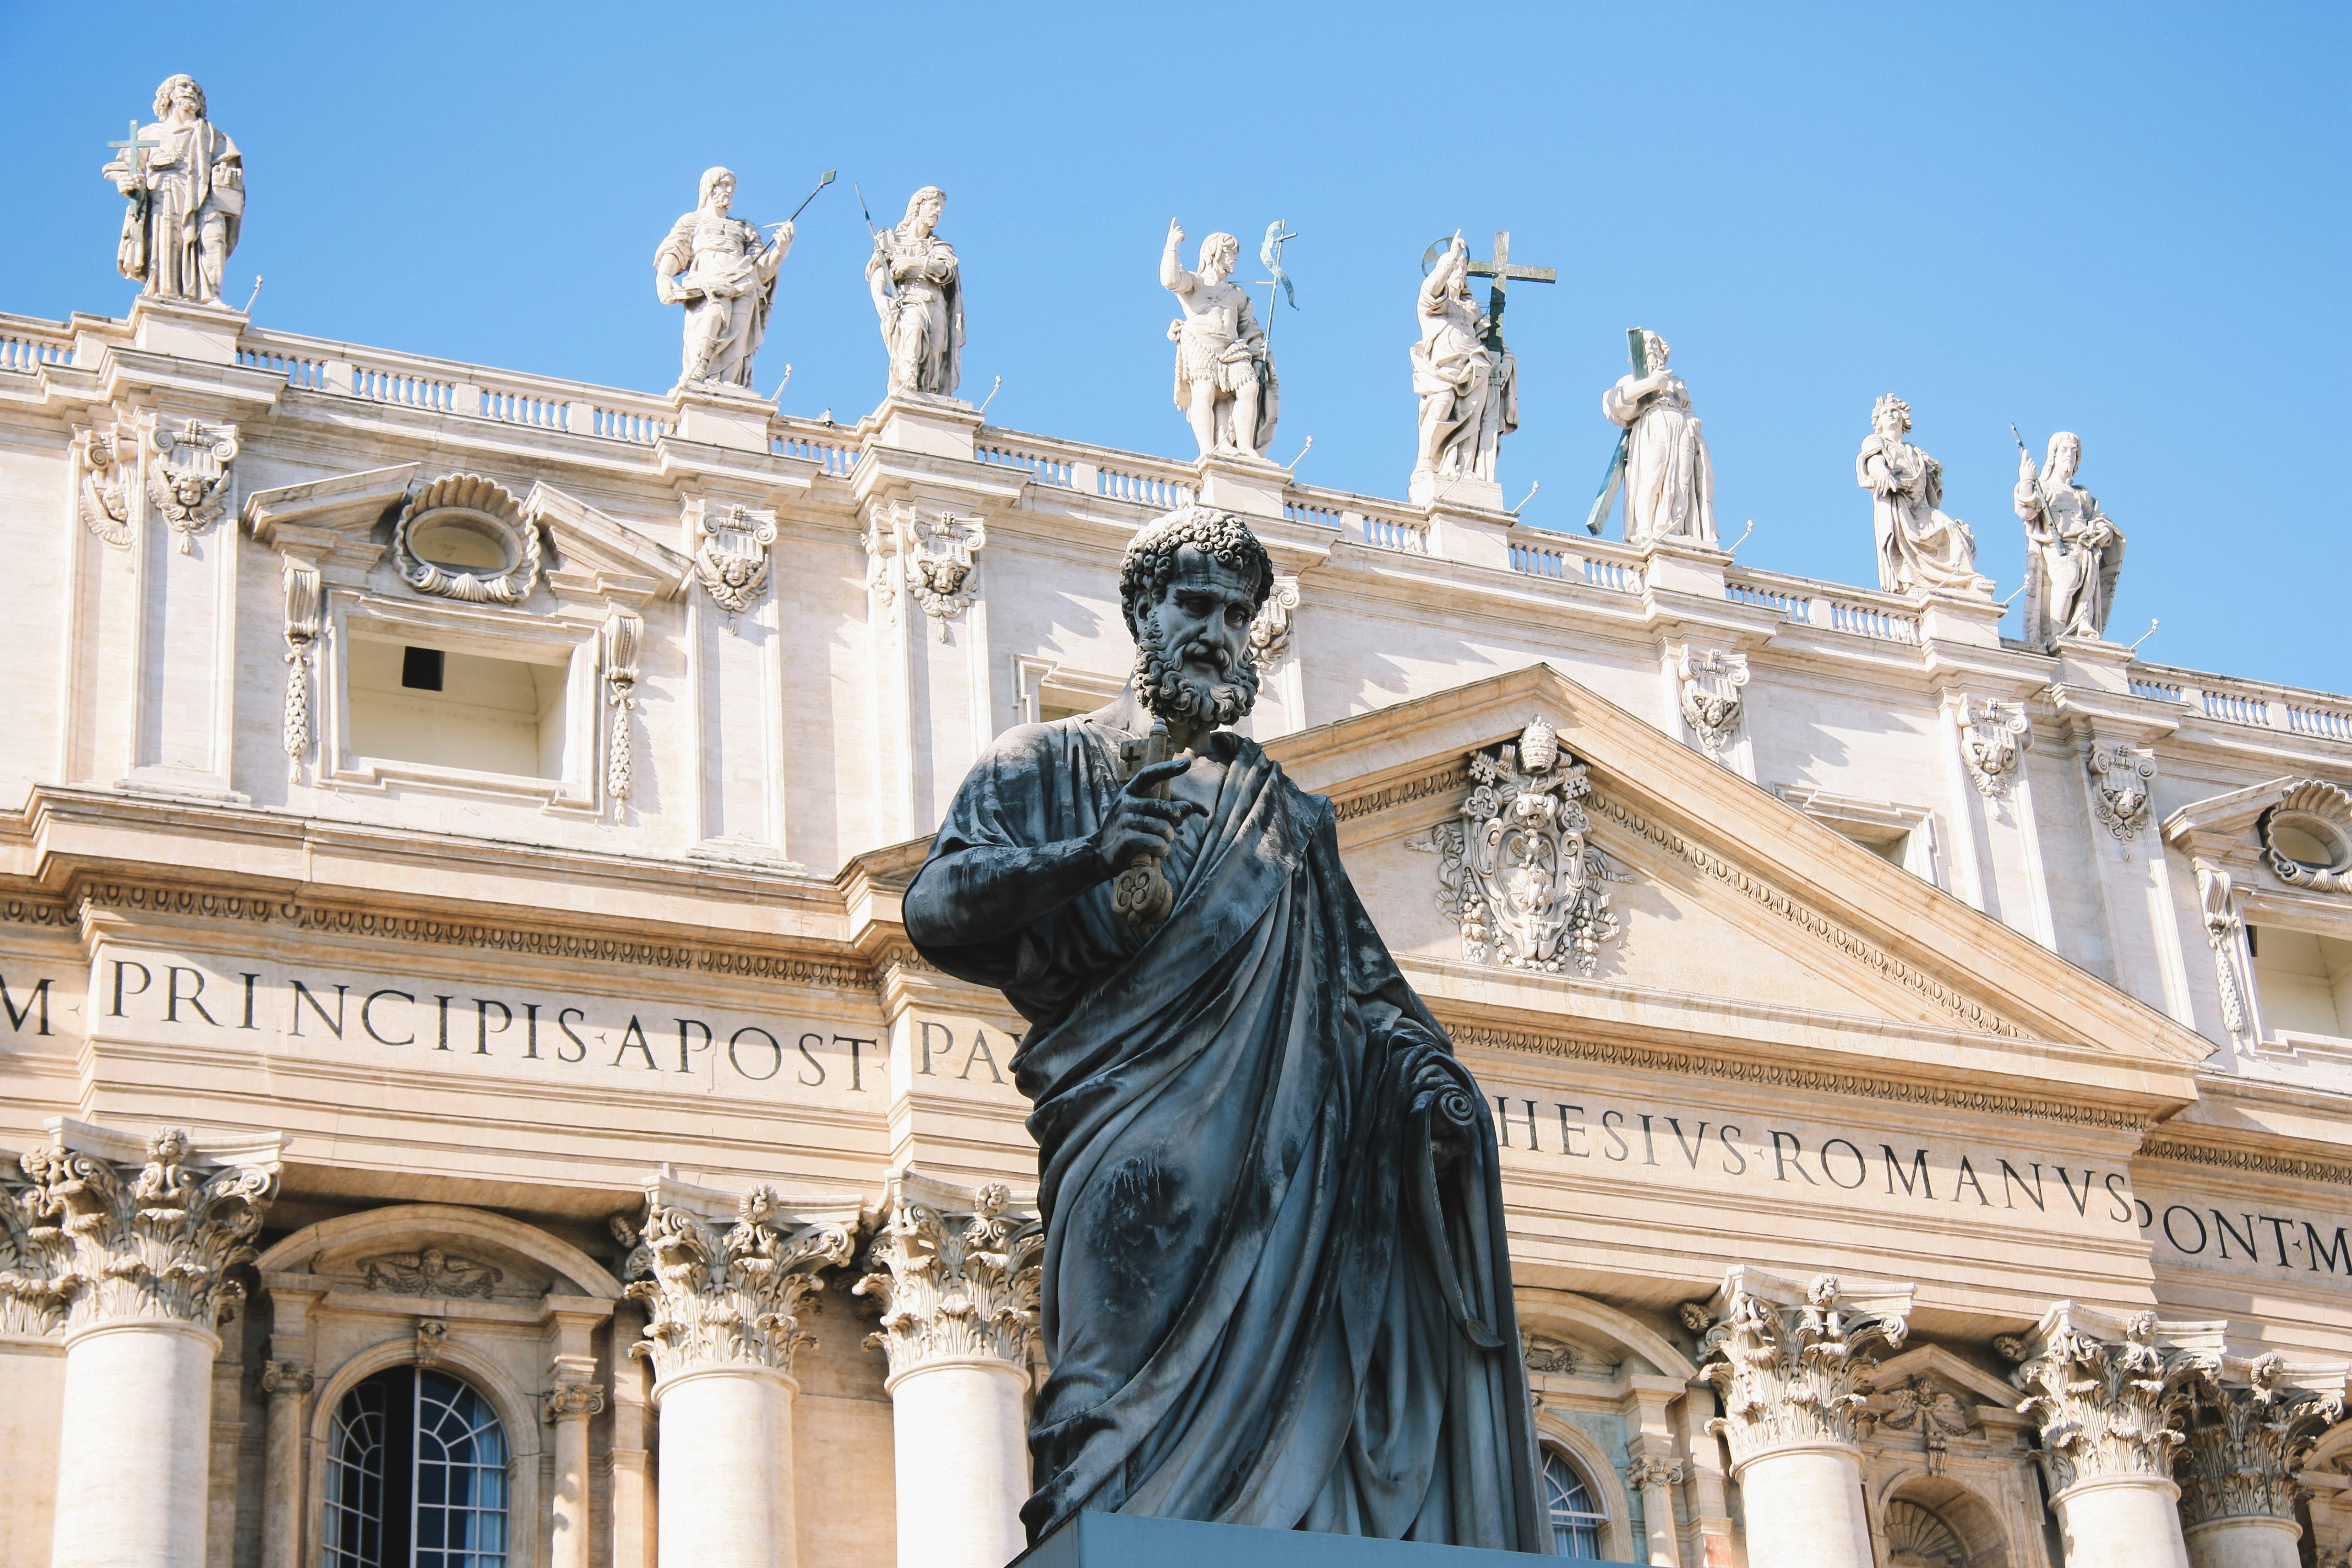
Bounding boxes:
[2016,431,2126,647]
[905,507,1545,1552]
[1162,222,1280,460]
[101,75,243,304]
[1411,233,1516,494]
[1602,330,1717,546]
[868,186,963,398]
[655,167,790,391]
[1857,395,1984,595]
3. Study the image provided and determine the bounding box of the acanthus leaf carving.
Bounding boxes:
[1406,717,1624,976]
[688,498,778,620]
[622,1185,854,1381]
[1693,1270,1913,1466]
[74,426,135,549]
[2175,1353,2344,1527]
[852,1172,1042,1378]
[145,416,239,553]
[2087,741,2157,841]
[1675,645,1749,757]
[0,1157,70,1336]
[1956,695,2033,798]
[2002,1306,2215,1493]
[18,1125,279,1333]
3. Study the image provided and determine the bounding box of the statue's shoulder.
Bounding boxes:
[979,714,1106,776]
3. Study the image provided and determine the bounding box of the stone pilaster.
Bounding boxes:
[619,1179,857,1568]
[2000,1303,2218,1568]
[854,1168,1041,1568]
[547,1369,607,1568]
[1687,1267,1913,1568]
[21,1120,281,1568]
[2175,1353,2344,1568]
[258,1361,313,1568]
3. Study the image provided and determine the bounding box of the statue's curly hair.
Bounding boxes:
[1118,505,1273,636]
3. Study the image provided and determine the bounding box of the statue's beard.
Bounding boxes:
[1133,610,1259,728]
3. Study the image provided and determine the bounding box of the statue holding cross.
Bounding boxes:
[100,75,243,305]
[1409,230,1554,507]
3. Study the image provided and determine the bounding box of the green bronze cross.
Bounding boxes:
[107,118,161,176]
[1463,231,1556,352]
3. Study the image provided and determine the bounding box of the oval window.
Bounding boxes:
[2269,815,2348,872]
[408,521,511,572]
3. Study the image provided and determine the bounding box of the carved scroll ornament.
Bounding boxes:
[1675,645,1749,756]
[1956,695,2032,798]
[1407,717,1623,976]
[2087,741,2157,841]
[2174,1353,2344,1528]
[689,499,777,618]
[74,427,134,549]
[146,416,239,552]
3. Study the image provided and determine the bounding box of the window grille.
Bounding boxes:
[323,1368,509,1568]
[1542,1448,1609,1559]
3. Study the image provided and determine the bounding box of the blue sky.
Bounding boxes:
[3,3,2343,690]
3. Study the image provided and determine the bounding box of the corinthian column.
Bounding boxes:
[853,1170,1042,1568]
[23,1119,281,1568]
[1686,1267,1913,1568]
[621,1180,856,1568]
[2000,1303,2217,1568]
[2175,1353,2345,1568]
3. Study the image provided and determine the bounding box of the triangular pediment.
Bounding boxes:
[1264,665,2210,1107]
[524,480,690,606]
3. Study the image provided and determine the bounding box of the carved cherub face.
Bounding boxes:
[171,472,210,508]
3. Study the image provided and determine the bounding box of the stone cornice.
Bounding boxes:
[2139,1136,2352,1190]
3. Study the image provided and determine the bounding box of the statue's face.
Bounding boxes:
[1134,546,1261,727]
[1874,404,1907,437]
[2051,439,2080,482]
[171,80,203,118]
[708,177,733,213]
[919,194,944,228]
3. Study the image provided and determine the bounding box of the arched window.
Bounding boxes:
[324,1367,510,1568]
[1542,1447,1609,1560]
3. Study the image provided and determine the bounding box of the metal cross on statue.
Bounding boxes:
[1464,231,1556,352]
[107,117,161,176]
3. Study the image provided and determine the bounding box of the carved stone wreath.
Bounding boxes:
[393,473,543,606]
[1407,717,1624,976]
[2258,779,2352,894]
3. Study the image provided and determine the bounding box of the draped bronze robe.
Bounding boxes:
[906,716,1548,1553]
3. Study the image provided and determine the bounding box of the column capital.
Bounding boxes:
[617,1177,857,1384]
[2175,1352,2346,1528]
[1685,1266,1914,1467]
[853,1167,1041,1382]
[20,1120,281,1335]
[545,1380,607,1422]
[259,1360,314,1398]
[1,1157,70,1336]
[1999,1302,2220,1493]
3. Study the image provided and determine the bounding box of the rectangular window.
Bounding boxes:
[347,636,570,780]
[2250,924,2352,1042]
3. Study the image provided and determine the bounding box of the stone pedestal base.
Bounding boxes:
[873,392,979,461]
[2052,1475,2191,1568]
[669,383,778,453]
[130,295,246,364]
[1730,1442,1874,1568]
[1408,471,1505,513]
[2185,1514,2302,1568]
[52,1319,221,1568]
[654,1365,797,1568]
[1016,1512,1634,1566]
[1194,453,1287,519]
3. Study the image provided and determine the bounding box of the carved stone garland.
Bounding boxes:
[2258,780,2352,894]
[282,564,321,783]
[603,613,643,803]
[688,498,778,622]
[1407,716,1623,976]
[2087,741,2158,841]
[1675,646,1749,756]
[146,416,239,553]
[1248,576,1302,668]
[620,1186,854,1380]
[393,473,542,606]
[1686,1273,1912,1465]
[2174,1353,2343,1528]
[74,426,135,549]
[1957,695,2033,798]
[1998,1309,2214,1493]
[853,1179,1042,1378]
[17,1127,279,1332]
[2196,860,2257,1044]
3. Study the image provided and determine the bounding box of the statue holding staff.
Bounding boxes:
[655,167,791,390]
[867,186,964,398]
[1599,330,1716,546]
[1410,232,1504,491]
[101,75,243,304]
[2015,429,2126,646]
[1162,221,1278,459]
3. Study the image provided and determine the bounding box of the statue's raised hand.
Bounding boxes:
[1167,218,1185,247]
[1091,756,1197,876]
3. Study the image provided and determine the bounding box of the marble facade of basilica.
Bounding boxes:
[6,79,2352,1568]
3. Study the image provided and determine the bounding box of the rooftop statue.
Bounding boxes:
[1162,222,1279,460]
[655,167,790,391]
[867,186,963,399]
[1410,232,1512,496]
[101,75,243,305]
[2016,429,2126,647]
[1599,329,1717,546]
[903,506,1545,1551]
[1857,394,1983,595]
